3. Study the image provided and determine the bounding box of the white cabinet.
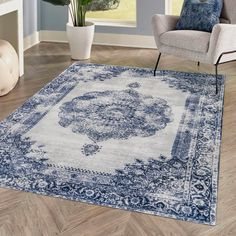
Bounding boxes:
[0,0,24,76]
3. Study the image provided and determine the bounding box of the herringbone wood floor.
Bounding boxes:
[0,43,235,236]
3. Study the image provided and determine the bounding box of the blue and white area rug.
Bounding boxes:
[0,63,224,225]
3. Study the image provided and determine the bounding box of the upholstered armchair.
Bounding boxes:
[152,0,236,93]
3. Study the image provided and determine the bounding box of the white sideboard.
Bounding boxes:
[0,0,24,76]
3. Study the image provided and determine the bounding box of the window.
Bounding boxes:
[166,0,184,15]
[87,0,136,26]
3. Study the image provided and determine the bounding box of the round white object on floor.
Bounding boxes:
[0,39,19,96]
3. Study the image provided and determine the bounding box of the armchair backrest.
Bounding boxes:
[221,0,236,24]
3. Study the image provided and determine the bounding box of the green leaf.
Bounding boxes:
[42,0,70,6]
[42,0,121,27]
[81,0,93,7]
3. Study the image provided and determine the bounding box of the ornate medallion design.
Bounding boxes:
[58,89,173,156]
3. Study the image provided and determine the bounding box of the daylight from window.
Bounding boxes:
[87,0,136,23]
[170,0,184,15]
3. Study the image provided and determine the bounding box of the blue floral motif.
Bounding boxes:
[0,63,225,225]
[82,143,101,156]
[112,158,186,197]
[127,82,141,89]
[58,89,173,154]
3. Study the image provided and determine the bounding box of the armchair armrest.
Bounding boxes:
[209,24,236,64]
[152,14,179,48]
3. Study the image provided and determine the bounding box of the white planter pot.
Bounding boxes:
[66,22,95,60]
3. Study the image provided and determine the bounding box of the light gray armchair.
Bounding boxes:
[152,0,236,93]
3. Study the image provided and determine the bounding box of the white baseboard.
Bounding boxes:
[24,30,156,50]
[39,30,67,43]
[24,31,40,50]
[94,32,156,49]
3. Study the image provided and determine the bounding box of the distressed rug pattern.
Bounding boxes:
[0,64,224,225]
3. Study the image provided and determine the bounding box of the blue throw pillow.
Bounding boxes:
[176,0,223,32]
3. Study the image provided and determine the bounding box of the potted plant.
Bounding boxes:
[43,0,94,60]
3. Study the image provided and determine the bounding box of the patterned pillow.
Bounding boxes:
[176,0,223,32]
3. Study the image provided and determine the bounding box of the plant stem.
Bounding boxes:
[72,0,77,26]
[69,5,75,25]
[77,0,81,26]
[69,0,88,27]
[81,5,84,26]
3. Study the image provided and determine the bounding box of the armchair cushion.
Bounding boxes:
[160,30,211,53]
[176,0,223,32]
[152,14,179,48]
